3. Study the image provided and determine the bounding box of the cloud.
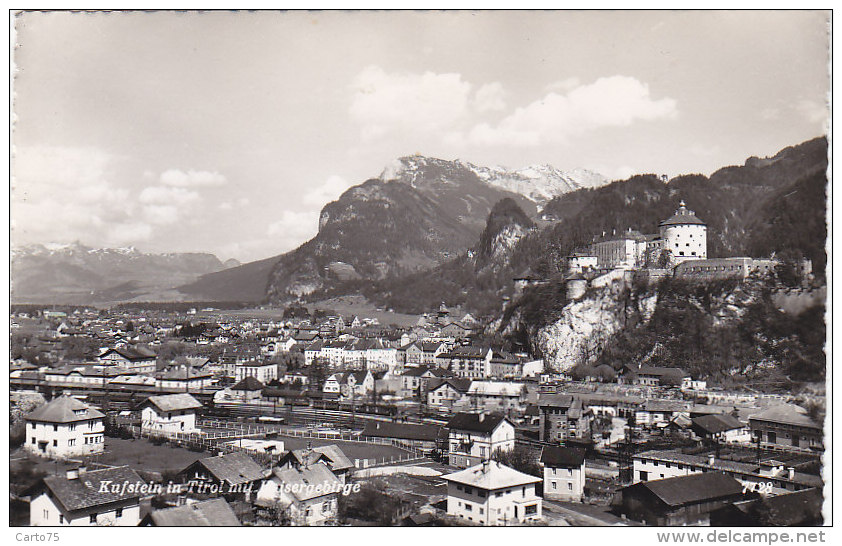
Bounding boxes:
[545,77,581,93]
[349,65,472,141]
[457,76,678,147]
[474,82,507,112]
[266,210,321,249]
[107,222,154,245]
[141,204,180,226]
[139,185,200,206]
[795,98,828,125]
[303,175,350,207]
[160,169,227,187]
[12,146,132,244]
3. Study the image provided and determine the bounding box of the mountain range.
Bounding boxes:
[10,243,234,304]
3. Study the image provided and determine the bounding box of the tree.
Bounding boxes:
[492,445,541,477]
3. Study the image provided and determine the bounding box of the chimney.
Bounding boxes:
[479,412,485,423]
[77,465,87,475]
[708,454,715,466]
[65,468,79,480]
[482,459,489,473]
[787,467,795,480]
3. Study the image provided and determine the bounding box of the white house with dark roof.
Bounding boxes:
[30,465,146,526]
[139,393,203,433]
[444,460,542,525]
[446,412,515,468]
[540,445,586,502]
[97,346,157,374]
[25,395,105,459]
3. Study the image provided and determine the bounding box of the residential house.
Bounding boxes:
[538,394,593,443]
[363,339,398,373]
[466,381,527,412]
[617,472,746,526]
[340,370,375,400]
[441,321,474,339]
[619,365,691,387]
[176,452,266,502]
[24,395,105,459]
[228,376,265,402]
[278,445,354,484]
[749,404,823,451]
[444,460,542,525]
[140,497,240,526]
[155,366,214,391]
[447,412,516,468]
[235,359,278,384]
[488,351,522,379]
[427,378,472,410]
[441,346,493,379]
[139,393,203,433]
[541,445,587,502]
[401,366,449,398]
[255,463,342,526]
[29,466,146,526]
[691,414,752,444]
[322,373,343,398]
[634,400,691,429]
[97,346,157,374]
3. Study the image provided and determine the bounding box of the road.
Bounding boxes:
[542,499,631,526]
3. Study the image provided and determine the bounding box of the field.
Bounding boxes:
[9,437,204,478]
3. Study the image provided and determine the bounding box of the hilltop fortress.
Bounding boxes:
[560,201,810,297]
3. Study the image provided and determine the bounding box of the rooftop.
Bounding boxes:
[444,461,540,490]
[26,395,105,423]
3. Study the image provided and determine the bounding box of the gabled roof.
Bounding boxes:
[231,376,265,391]
[310,445,354,472]
[26,395,105,423]
[540,445,586,467]
[749,404,821,429]
[446,412,510,433]
[629,472,743,507]
[443,461,540,490]
[157,366,212,381]
[148,498,240,526]
[468,381,524,397]
[691,414,745,434]
[142,393,203,412]
[188,452,266,486]
[41,466,145,512]
[271,463,341,501]
[428,377,472,393]
[98,346,156,361]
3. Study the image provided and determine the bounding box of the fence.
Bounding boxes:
[197,418,427,456]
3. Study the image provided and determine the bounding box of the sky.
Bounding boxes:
[11,10,830,262]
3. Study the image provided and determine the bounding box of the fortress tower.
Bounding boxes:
[659,201,707,266]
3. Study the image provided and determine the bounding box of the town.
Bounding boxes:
[8,203,825,527]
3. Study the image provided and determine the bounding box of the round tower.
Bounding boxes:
[659,200,707,266]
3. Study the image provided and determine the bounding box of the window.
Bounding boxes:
[456,484,463,491]
[90,514,97,523]
[53,440,57,447]
[552,481,557,490]
[465,487,473,495]
[43,509,49,519]
[53,425,58,432]
[464,504,472,512]
[495,491,502,498]
[551,467,557,476]
[68,439,75,447]
[59,515,64,524]
[31,437,36,444]
[524,504,537,516]
[567,468,573,477]
[115,508,123,518]
[479,508,484,515]
[568,483,573,491]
